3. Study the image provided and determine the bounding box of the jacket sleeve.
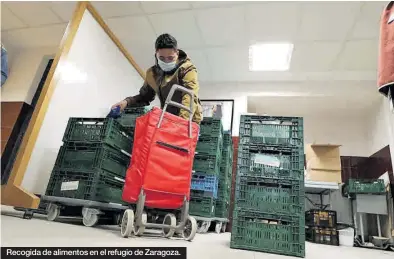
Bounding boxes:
[179,66,199,120]
[124,81,156,107]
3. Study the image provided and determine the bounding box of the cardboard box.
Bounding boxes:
[305,144,341,171]
[306,169,342,183]
[305,144,342,183]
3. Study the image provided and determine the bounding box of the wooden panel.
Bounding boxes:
[1,127,13,142]
[1,102,24,147]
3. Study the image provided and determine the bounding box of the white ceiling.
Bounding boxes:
[1,1,387,115]
[1,1,387,83]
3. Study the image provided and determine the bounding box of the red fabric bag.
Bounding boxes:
[122,107,199,209]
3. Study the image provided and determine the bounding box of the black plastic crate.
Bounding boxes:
[45,169,125,204]
[231,209,305,258]
[193,153,221,175]
[55,143,130,178]
[306,227,339,246]
[305,209,337,228]
[235,176,304,216]
[63,118,133,152]
[239,115,303,147]
[237,144,304,180]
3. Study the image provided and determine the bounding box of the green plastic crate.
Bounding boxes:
[235,176,304,216]
[63,118,133,152]
[231,209,305,258]
[124,107,150,114]
[347,179,385,194]
[189,196,216,217]
[45,169,125,204]
[116,113,141,128]
[200,118,223,137]
[193,154,221,175]
[196,135,223,157]
[116,107,149,128]
[55,143,130,178]
[237,144,304,180]
[215,200,229,218]
[239,115,303,147]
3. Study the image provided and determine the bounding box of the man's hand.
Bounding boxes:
[112,100,128,111]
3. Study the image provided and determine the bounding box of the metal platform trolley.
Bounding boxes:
[120,85,200,241]
[42,196,128,227]
[195,216,229,234]
[39,115,135,227]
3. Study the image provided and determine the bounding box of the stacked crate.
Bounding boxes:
[215,132,233,219]
[116,107,150,149]
[305,209,338,246]
[231,115,305,258]
[45,117,133,204]
[190,118,223,218]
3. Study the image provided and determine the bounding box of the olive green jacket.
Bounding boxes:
[125,50,202,124]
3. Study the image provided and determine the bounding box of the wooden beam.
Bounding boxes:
[1,2,88,209]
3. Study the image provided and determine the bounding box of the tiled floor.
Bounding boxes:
[1,206,393,259]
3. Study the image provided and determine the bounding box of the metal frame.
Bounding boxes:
[126,84,197,236]
[133,189,190,232]
[305,181,339,210]
[158,84,194,138]
[200,99,235,133]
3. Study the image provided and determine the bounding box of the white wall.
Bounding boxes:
[1,47,56,104]
[199,87,247,136]
[303,114,370,156]
[21,10,144,195]
[368,96,394,170]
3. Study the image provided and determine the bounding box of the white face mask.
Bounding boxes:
[157,58,176,72]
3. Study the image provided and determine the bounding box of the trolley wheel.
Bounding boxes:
[121,209,135,238]
[197,220,211,234]
[182,216,197,242]
[215,222,222,234]
[162,213,176,238]
[47,204,60,221]
[133,211,147,236]
[221,223,227,233]
[82,211,99,227]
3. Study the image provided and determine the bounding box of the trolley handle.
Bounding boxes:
[157,84,195,138]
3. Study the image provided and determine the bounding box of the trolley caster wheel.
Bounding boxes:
[23,210,34,220]
[221,223,227,233]
[182,216,197,242]
[47,204,60,221]
[82,211,99,227]
[121,209,135,238]
[215,222,222,234]
[162,213,176,238]
[197,221,210,234]
[133,211,147,236]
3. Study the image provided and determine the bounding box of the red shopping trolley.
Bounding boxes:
[120,85,200,241]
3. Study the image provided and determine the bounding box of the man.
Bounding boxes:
[112,33,202,124]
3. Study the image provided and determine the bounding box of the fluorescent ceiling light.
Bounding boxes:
[249,43,294,71]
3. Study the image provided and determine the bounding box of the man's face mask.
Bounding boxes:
[157,58,176,72]
[156,49,178,72]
